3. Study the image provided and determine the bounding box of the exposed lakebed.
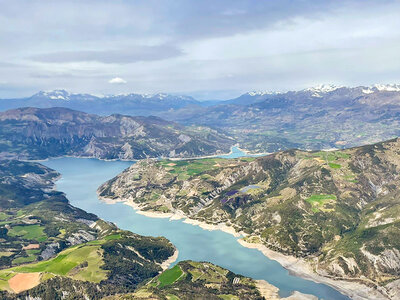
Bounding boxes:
[43,148,349,300]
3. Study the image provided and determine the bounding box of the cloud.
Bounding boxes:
[0,0,400,98]
[30,46,183,64]
[109,77,127,84]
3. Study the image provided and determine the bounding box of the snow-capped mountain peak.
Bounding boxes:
[360,84,400,94]
[373,84,400,92]
[302,84,343,98]
[32,90,104,101]
[149,93,168,100]
[246,91,281,97]
[361,87,374,94]
[304,84,343,94]
[35,89,71,100]
[108,93,194,102]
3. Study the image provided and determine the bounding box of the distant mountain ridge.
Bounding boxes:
[221,84,400,105]
[0,89,206,116]
[2,85,400,154]
[2,84,400,114]
[31,89,198,102]
[0,107,234,160]
[165,84,400,153]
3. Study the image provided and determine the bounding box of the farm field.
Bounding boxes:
[305,194,337,212]
[0,241,109,293]
[7,225,47,242]
[8,273,40,293]
[158,157,256,180]
[157,265,183,287]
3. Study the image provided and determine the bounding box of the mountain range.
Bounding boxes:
[0,107,234,160]
[0,90,211,117]
[2,84,400,154]
[165,84,400,152]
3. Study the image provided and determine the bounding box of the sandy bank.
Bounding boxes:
[102,197,244,237]
[238,239,388,300]
[255,280,318,300]
[160,249,179,271]
[255,279,280,299]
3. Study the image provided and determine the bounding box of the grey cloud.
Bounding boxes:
[30,45,183,64]
[0,0,399,98]
[162,0,345,41]
[29,72,77,79]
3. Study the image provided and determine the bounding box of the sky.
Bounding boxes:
[0,0,400,99]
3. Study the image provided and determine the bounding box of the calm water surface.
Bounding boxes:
[43,149,349,299]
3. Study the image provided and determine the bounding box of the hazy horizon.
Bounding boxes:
[3,83,400,102]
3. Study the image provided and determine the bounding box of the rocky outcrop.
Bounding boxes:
[0,107,234,160]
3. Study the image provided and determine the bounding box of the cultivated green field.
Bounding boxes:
[0,242,109,287]
[7,225,47,242]
[158,158,224,180]
[158,157,255,181]
[0,212,9,220]
[299,150,349,169]
[328,162,341,169]
[306,194,337,212]
[157,265,183,287]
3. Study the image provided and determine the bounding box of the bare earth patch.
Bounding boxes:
[255,279,279,299]
[22,244,40,250]
[8,273,41,293]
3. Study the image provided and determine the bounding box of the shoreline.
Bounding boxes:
[234,145,271,157]
[19,146,237,163]
[100,196,389,300]
[255,280,319,300]
[160,248,179,271]
[102,197,244,237]
[22,145,272,164]
[237,240,387,300]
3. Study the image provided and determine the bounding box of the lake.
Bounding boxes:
[43,149,349,299]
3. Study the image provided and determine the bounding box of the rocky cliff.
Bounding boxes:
[0,107,234,160]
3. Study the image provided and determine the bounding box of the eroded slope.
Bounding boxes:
[99,138,400,297]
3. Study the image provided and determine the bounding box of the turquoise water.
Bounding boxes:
[218,146,264,158]
[42,155,349,299]
[241,185,261,193]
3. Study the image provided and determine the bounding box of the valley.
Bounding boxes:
[0,156,337,299]
[2,1,399,298]
[42,156,348,299]
[1,87,400,299]
[3,85,400,154]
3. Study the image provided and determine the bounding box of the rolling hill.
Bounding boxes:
[98,138,400,299]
